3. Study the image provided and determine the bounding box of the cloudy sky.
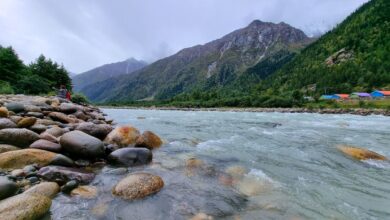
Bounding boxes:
[0,0,368,73]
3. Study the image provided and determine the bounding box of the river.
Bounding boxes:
[50,109,390,219]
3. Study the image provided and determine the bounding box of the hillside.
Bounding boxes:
[259,0,390,95]
[72,58,147,92]
[82,20,312,102]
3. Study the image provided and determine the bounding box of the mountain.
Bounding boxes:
[258,0,390,95]
[82,20,312,102]
[72,58,147,92]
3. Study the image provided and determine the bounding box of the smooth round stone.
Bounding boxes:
[61,180,79,193]
[23,165,37,173]
[60,130,104,158]
[24,182,60,198]
[0,128,39,148]
[0,193,51,220]
[108,147,152,166]
[70,185,98,199]
[10,169,25,178]
[29,124,47,133]
[0,118,17,129]
[0,107,9,117]
[38,166,95,185]
[17,117,37,128]
[135,131,163,149]
[112,173,164,200]
[48,112,76,124]
[5,102,25,113]
[105,167,128,175]
[39,132,59,143]
[59,103,80,114]
[27,176,40,184]
[25,112,44,118]
[30,139,62,153]
[104,125,140,147]
[75,122,113,140]
[0,176,19,200]
[0,144,20,153]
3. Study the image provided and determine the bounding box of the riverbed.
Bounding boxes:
[51,109,390,219]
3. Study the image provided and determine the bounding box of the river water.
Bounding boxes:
[50,109,390,220]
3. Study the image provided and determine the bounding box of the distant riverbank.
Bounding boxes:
[99,106,390,116]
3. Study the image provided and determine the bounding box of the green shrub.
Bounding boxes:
[72,93,89,105]
[0,81,14,94]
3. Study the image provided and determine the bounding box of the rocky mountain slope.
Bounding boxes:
[81,20,312,102]
[72,58,147,92]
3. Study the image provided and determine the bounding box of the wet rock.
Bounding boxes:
[23,165,37,174]
[5,102,25,113]
[0,128,39,148]
[48,112,76,124]
[0,144,20,153]
[235,175,272,197]
[61,180,79,193]
[337,145,388,161]
[0,118,17,129]
[0,107,9,117]
[104,125,140,147]
[25,112,44,118]
[30,139,62,152]
[108,147,152,166]
[17,117,37,128]
[43,126,65,137]
[104,143,120,154]
[39,132,59,143]
[225,165,247,179]
[60,130,105,158]
[27,176,40,184]
[38,165,95,185]
[91,201,109,218]
[0,176,19,200]
[10,169,25,178]
[185,158,204,168]
[24,182,59,198]
[9,116,22,124]
[75,122,113,140]
[105,167,128,175]
[0,149,74,170]
[135,131,163,149]
[29,124,47,133]
[70,185,98,199]
[73,110,89,121]
[0,193,51,220]
[59,103,80,114]
[112,173,164,200]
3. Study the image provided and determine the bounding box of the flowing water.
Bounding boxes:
[50,109,390,220]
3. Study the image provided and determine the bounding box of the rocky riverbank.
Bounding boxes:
[101,106,390,116]
[0,95,164,219]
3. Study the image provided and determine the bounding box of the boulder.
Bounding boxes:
[39,132,59,143]
[59,103,80,114]
[30,139,62,152]
[24,182,59,198]
[70,185,98,199]
[112,173,164,200]
[38,166,95,185]
[135,131,163,149]
[104,125,140,147]
[72,111,89,121]
[0,128,39,148]
[0,118,17,129]
[60,130,105,158]
[0,144,20,153]
[0,193,51,220]
[75,122,113,140]
[43,126,65,137]
[108,147,152,166]
[17,117,37,128]
[0,107,9,117]
[0,176,19,200]
[61,180,79,193]
[0,149,74,170]
[5,102,25,113]
[337,145,388,160]
[48,112,76,124]
[29,124,47,133]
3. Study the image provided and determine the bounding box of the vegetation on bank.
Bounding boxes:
[0,46,71,95]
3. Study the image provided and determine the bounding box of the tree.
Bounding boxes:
[0,46,25,82]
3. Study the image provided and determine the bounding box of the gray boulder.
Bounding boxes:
[0,118,17,129]
[0,128,39,148]
[60,130,104,158]
[38,165,95,185]
[108,147,152,166]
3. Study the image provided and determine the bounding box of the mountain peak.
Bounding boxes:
[248,20,266,26]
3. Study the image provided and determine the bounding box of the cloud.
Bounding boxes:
[0,0,368,72]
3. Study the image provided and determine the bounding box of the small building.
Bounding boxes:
[320,95,339,100]
[335,94,350,99]
[371,90,390,98]
[350,92,371,99]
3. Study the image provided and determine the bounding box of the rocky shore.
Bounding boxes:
[0,95,164,219]
[102,106,390,116]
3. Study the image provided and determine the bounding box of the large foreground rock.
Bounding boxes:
[0,149,74,170]
[0,176,19,200]
[0,193,51,220]
[0,128,39,148]
[104,125,140,147]
[5,102,25,113]
[75,122,113,140]
[0,118,17,129]
[337,145,388,160]
[38,165,95,185]
[112,173,164,200]
[24,182,60,199]
[135,131,163,149]
[60,130,104,158]
[108,147,152,166]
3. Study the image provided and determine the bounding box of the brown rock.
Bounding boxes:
[0,144,20,153]
[24,182,60,198]
[337,145,388,161]
[39,132,59,143]
[0,193,51,220]
[30,139,62,152]
[104,125,140,147]
[0,128,39,148]
[112,173,164,200]
[44,126,65,137]
[17,117,37,128]
[135,131,163,149]
[70,185,98,199]
[48,112,76,124]
[0,107,9,117]
[0,118,17,129]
